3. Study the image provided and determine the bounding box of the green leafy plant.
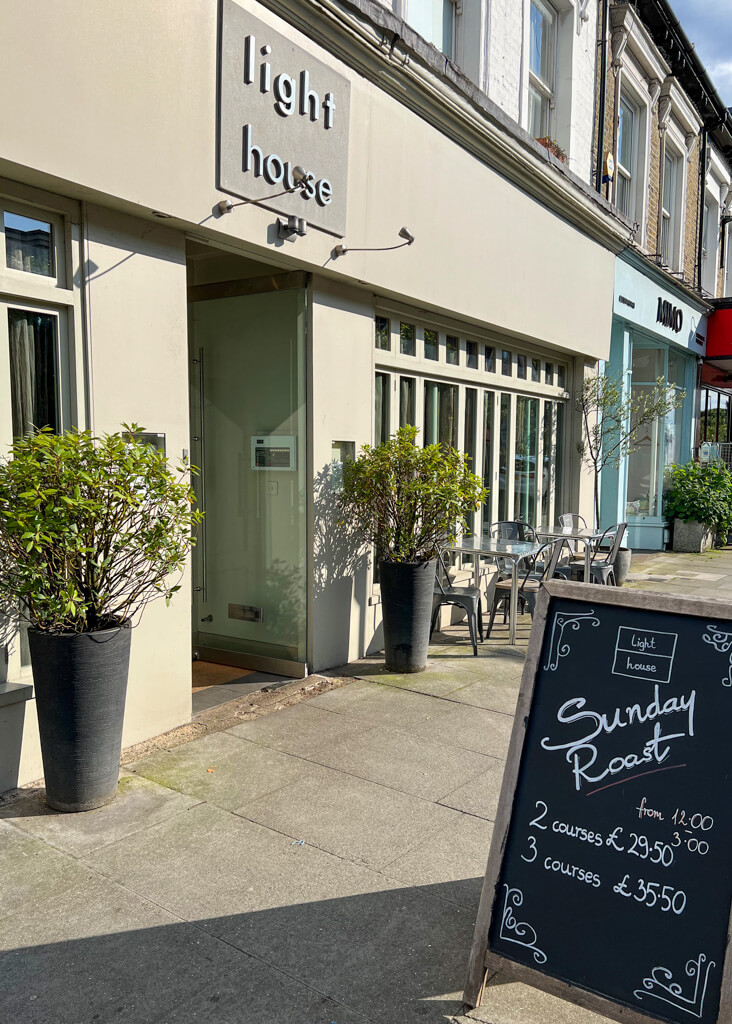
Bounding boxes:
[575,373,685,528]
[340,425,487,563]
[0,425,203,635]
[664,460,732,536]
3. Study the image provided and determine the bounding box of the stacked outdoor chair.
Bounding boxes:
[555,523,627,586]
[430,551,484,656]
[485,537,568,639]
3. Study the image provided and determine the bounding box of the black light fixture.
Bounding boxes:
[216,166,308,215]
[334,226,415,257]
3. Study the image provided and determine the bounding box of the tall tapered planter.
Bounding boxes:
[29,625,132,812]
[379,560,436,673]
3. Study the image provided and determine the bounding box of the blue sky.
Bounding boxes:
[669,0,732,106]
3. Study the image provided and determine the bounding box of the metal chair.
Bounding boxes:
[486,538,568,638]
[555,523,627,585]
[430,551,483,656]
[486,521,539,578]
[486,521,538,542]
[558,513,587,530]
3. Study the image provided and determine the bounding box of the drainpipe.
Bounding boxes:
[594,0,609,193]
[697,126,708,291]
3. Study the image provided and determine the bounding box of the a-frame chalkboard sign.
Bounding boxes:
[464,581,732,1024]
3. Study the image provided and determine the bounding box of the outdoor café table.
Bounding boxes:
[536,524,605,583]
[447,537,543,645]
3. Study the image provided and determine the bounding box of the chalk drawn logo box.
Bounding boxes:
[611,626,678,684]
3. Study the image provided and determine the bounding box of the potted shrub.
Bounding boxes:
[664,460,732,553]
[0,426,202,811]
[341,425,485,673]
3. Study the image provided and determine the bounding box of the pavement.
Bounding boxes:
[1,547,731,1024]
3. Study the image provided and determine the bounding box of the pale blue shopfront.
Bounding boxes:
[600,253,708,551]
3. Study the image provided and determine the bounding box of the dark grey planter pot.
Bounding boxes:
[29,624,132,812]
[614,547,632,587]
[379,559,436,673]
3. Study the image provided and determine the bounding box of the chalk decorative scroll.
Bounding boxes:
[543,610,600,672]
[498,885,547,964]
[702,625,732,686]
[634,952,715,1019]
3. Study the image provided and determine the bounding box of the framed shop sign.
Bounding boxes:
[464,582,732,1024]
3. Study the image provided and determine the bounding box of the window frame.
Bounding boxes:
[395,0,459,60]
[616,90,639,221]
[527,0,558,141]
[0,199,66,289]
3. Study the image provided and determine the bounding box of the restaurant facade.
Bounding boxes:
[0,0,629,790]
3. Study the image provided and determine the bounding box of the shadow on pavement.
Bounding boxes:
[0,879,481,1024]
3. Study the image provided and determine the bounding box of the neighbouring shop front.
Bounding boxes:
[600,254,708,550]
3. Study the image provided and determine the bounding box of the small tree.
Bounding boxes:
[576,373,684,529]
[340,425,486,563]
[0,425,203,636]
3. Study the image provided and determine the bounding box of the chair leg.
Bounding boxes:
[468,610,478,657]
[429,604,440,640]
[486,595,502,639]
[477,601,484,643]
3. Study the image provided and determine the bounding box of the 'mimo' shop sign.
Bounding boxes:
[464,582,732,1024]
[219,1,351,235]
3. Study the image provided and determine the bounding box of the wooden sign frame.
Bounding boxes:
[463,581,732,1024]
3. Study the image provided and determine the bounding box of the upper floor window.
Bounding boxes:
[702,197,719,297]
[616,93,638,219]
[528,0,556,140]
[0,201,65,286]
[661,150,679,269]
[397,0,455,58]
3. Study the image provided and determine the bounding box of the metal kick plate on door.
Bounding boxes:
[228,604,263,623]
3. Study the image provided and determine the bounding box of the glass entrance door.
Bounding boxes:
[189,288,307,672]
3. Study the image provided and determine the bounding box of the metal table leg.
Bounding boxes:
[510,559,518,645]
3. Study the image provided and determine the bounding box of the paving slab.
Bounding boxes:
[0,773,200,856]
[444,675,523,715]
[128,729,317,811]
[457,972,609,1024]
[0,817,101,924]
[234,760,463,869]
[257,718,498,801]
[226,700,377,756]
[403,700,514,760]
[88,801,410,922]
[307,677,454,725]
[380,811,493,910]
[0,872,245,1024]
[437,760,506,821]
[159,956,371,1024]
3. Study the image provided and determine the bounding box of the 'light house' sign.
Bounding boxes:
[219,1,350,236]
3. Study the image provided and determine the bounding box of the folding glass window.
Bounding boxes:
[424,381,458,448]
[375,372,390,445]
[399,376,415,428]
[7,308,60,437]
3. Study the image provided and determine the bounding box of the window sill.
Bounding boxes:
[0,681,34,708]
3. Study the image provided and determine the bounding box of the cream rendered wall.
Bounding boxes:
[309,279,374,672]
[0,0,614,363]
[84,206,192,748]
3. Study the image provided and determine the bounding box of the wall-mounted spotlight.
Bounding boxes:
[277,216,308,241]
[333,226,415,257]
[216,166,307,215]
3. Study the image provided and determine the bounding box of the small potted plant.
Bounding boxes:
[664,460,732,552]
[340,426,485,673]
[0,426,202,811]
